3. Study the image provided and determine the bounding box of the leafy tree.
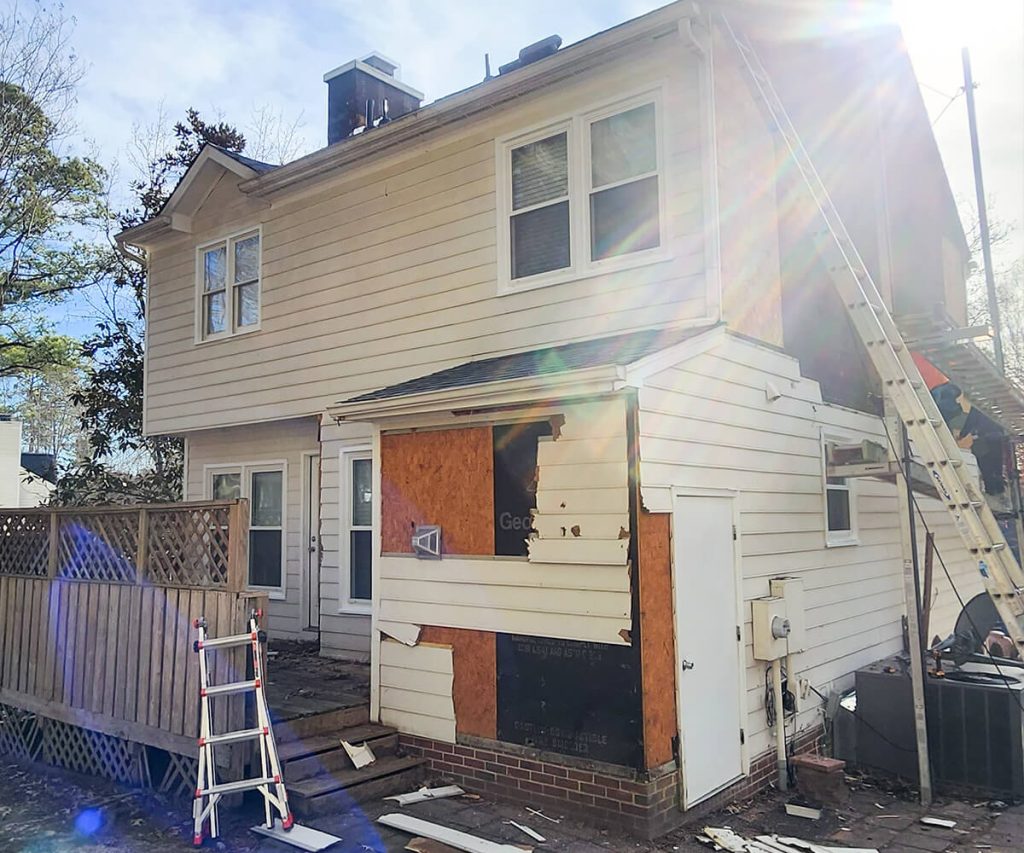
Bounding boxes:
[1,356,85,464]
[0,2,107,378]
[55,110,247,505]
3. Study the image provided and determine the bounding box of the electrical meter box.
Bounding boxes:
[769,576,806,652]
[752,596,790,661]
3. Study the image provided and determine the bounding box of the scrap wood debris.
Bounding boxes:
[385,785,465,805]
[698,827,878,853]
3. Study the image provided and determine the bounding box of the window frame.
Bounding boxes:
[821,432,859,548]
[339,445,374,614]
[496,87,669,295]
[204,460,287,598]
[194,225,263,343]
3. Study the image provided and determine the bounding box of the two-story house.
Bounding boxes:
[119,0,1023,836]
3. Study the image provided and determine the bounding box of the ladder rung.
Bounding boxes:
[203,679,259,697]
[199,632,256,650]
[200,727,267,747]
[198,776,278,798]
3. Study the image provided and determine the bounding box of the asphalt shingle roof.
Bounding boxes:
[344,324,718,404]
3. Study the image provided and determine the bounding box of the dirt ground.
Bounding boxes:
[0,756,1020,852]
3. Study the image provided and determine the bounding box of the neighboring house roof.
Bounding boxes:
[20,452,56,484]
[330,323,725,421]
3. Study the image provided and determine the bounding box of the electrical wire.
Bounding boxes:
[931,88,964,127]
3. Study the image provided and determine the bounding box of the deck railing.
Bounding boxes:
[0,500,264,767]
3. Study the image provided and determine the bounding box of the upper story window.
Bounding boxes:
[197,228,261,341]
[499,92,664,292]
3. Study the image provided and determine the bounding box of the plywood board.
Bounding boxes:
[638,510,677,768]
[420,626,496,739]
[382,427,494,555]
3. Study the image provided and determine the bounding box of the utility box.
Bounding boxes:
[770,576,807,652]
[752,596,790,661]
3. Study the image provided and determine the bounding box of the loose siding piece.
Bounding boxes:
[379,640,456,743]
[637,333,985,763]
[529,399,630,567]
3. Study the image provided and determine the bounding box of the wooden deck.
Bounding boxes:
[0,501,264,770]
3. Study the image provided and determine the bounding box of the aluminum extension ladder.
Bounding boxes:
[192,608,293,846]
[722,15,1024,656]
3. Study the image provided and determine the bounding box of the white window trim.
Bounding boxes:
[204,460,288,599]
[821,431,859,548]
[339,444,373,614]
[194,224,263,344]
[495,86,671,295]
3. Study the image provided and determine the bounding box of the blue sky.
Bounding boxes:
[51,0,1024,337]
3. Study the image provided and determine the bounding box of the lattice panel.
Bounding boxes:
[57,513,139,582]
[157,750,198,800]
[0,704,42,760]
[41,718,146,785]
[146,506,232,587]
[0,512,50,577]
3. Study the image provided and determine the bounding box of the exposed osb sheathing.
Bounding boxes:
[638,510,677,768]
[419,626,497,739]
[381,427,495,555]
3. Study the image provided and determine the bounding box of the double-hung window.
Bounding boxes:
[208,463,286,594]
[499,92,663,291]
[198,228,261,340]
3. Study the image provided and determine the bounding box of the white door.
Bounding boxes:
[303,454,321,631]
[672,492,744,807]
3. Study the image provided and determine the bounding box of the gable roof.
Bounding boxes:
[117,144,276,245]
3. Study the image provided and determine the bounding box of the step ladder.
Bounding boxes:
[192,608,293,846]
[721,15,1024,656]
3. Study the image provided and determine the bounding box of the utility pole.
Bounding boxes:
[962,47,1004,374]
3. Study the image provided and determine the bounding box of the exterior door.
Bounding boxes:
[303,454,321,631]
[672,491,744,808]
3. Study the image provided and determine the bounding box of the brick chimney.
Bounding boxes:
[323,52,423,144]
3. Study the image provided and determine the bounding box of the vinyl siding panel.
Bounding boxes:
[144,40,709,434]
[183,417,320,640]
[638,333,985,764]
[379,640,455,743]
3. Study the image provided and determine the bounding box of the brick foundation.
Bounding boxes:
[400,725,825,839]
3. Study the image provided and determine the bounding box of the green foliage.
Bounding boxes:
[0,78,108,377]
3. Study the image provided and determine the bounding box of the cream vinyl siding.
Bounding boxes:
[377,399,632,646]
[184,417,319,640]
[379,640,455,743]
[318,418,373,660]
[530,398,630,566]
[143,39,708,435]
[637,333,984,762]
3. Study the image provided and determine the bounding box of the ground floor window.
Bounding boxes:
[207,462,286,592]
[822,434,858,547]
[341,447,373,611]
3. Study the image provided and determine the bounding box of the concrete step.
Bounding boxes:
[280,724,400,782]
[288,754,426,819]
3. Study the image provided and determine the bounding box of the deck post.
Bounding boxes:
[226,500,249,593]
[136,508,149,584]
[48,511,59,577]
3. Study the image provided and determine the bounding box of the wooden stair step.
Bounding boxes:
[283,732,401,782]
[272,705,370,743]
[290,756,426,819]
[277,723,397,763]
[289,754,424,800]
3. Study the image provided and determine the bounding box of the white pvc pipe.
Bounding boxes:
[771,657,788,791]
